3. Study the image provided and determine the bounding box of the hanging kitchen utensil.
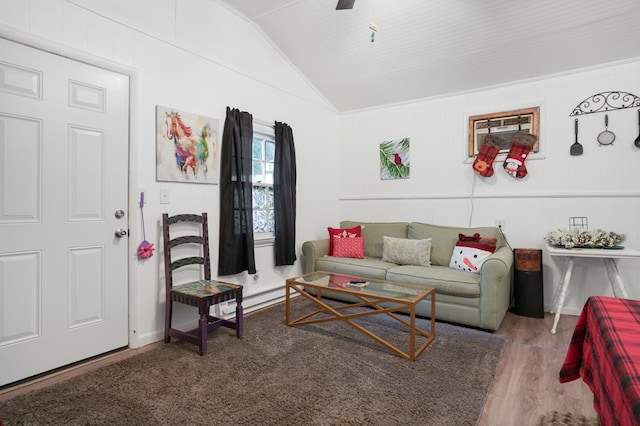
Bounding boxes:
[634,109,640,148]
[336,0,355,10]
[137,192,154,259]
[570,118,583,155]
[597,114,615,146]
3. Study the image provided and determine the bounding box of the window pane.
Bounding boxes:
[252,161,263,183]
[266,141,275,162]
[267,187,274,208]
[267,209,275,232]
[253,186,267,209]
[253,209,269,233]
[252,138,263,160]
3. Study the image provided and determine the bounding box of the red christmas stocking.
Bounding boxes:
[503,144,530,178]
[503,132,537,178]
[472,137,500,177]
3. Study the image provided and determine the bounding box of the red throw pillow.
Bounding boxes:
[457,233,498,246]
[327,226,362,256]
[332,237,365,259]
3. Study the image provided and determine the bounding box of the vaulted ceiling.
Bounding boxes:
[218,0,640,112]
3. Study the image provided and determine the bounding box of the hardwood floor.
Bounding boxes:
[478,311,597,425]
[1,310,596,425]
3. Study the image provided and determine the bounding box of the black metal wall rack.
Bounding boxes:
[569,91,640,116]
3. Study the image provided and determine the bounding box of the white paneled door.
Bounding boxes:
[0,38,129,387]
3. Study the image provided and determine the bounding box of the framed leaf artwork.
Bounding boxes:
[380,138,410,180]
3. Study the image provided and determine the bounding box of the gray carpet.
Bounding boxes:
[0,297,506,425]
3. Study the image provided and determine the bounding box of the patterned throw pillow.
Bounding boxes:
[332,236,365,259]
[381,236,432,267]
[449,233,497,274]
[328,226,362,256]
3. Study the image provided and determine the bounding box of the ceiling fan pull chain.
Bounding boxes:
[369,22,377,43]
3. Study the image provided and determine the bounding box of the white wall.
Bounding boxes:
[0,0,340,347]
[337,61,640,315]
[2,0,638,348]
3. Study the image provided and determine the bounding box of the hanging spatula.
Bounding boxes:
[336,0,355,10]
[570,118,583,156]
[634,109,640,148]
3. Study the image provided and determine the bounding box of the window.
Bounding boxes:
[252,128,275,238]
[468,107,540,157]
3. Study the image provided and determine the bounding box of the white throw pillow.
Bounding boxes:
[448,236,497,274]
[381,236,432,267]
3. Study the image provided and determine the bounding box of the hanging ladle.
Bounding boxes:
[634,109,640,148]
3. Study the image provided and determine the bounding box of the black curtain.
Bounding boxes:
[218,107,256,275]
[274,121,297,266]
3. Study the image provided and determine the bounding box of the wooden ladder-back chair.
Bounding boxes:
[162,213,243,355]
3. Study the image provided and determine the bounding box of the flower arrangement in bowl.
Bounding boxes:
[545,229,625,249]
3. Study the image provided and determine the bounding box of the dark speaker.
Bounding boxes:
[513,248,544,318]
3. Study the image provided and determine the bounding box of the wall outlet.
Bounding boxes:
[159,189,170,204]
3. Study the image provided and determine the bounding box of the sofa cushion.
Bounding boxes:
[333,236,365,258]
[340,221,408,258]
[315,255,394,280]
[386,265,481,297]
[408,222,504,266]
[327,225,362,256]
[381,236,431,267]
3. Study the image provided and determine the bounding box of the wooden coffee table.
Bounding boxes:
[285,271,435,361]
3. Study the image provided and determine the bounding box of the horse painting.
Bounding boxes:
[164,111,210,179]
[156,106,219,184]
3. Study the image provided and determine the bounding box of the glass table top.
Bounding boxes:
[288,271,433,302]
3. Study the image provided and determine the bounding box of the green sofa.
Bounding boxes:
[301,221,514,331]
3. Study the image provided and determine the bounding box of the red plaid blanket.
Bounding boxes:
[559,296,640,426]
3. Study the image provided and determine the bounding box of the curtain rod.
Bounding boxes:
[253,118,274,128]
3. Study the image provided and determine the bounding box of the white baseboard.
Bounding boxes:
[129,286,288,349]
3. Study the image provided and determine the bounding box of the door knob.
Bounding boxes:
[114,228,128,238]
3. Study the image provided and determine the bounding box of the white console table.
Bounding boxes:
[546,245,640,334]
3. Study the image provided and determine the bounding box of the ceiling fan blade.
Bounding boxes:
[336,0,355,10]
